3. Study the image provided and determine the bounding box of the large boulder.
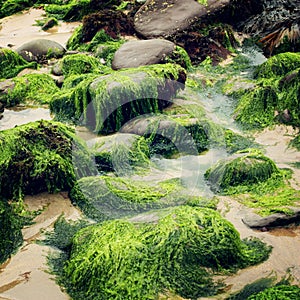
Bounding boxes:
[112,39,176,69]
[134,0,230,38]
[16,39,66,63]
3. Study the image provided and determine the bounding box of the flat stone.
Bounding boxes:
[112,39,175,69]
[242,208,300,229]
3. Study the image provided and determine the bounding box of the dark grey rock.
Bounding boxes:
[134,0,230,38]
[16,39,66,63]
[242,208,300,229]
[112,39,175,69]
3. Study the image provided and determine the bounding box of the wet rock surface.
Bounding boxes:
[112,39,176,69]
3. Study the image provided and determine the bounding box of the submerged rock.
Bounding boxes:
[205,149,280,193]
[0,120,95,200]
[16,39,66,63]
[62,206,271,299]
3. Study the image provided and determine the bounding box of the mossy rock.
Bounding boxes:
[205,149,280,193]
[0,0,33,18]
[0,201,23,264]
[69,176,182,221]
[0,73,60,107]
[53,53,111,77]
[254,52,300,79]
[44,0,92,21]
[0,120,96,200]
[88,133,150,173]
[247,284,300,299]
[61,206,271,299]
[0,48,37,79]
[50,63,186,133]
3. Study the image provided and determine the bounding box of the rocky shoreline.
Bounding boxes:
[0,1,300,299]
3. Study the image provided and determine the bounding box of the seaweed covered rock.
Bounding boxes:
[88,133,150,173]
[0,0,33,18]
[247,284,300,299]
[205,149,280,193]
[16,39,66,63]
[0,120,95,200]
[62,206,271,299]
[52,53,110,77]
[50,63,186,133]
[69,176,181,221]
[44,0,92,21]
[233,52,300,128]
[0,48,37,79]
[0,201,23,263]
[120,114,208,157]
[0,73,60,107]
[112,39,191,70]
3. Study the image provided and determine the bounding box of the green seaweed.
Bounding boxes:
[0,48,37,79]
[57,53,111,77]
[50,63,186,133]
[0,120,96,200]
[0,200,23,263]
[247,284,300,299]
[69,176,182,221]
[0,0,33,18]
[91,133,150,173]
[56,206,271,300]
[0,73,60,107]
[205,149,280,193]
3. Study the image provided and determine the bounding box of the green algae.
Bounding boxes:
[247,284,300,299]
[232,53,300,129]
[69,176,182,221]
[0,73,60,107]
[0,48,37,79]
[56,206,271,300]
[91,133,150,173]
[57,54,110,77]
[0,200,23,264]
[0,0,33,18]
[205,149,280,194]
[50,63,186,133]
[0,120,95,200]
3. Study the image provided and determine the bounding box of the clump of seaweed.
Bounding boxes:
[54,53,111,77]
[247,284,300,299]
[0,73,60,107]
[50,63,186,133]
[0,120,95,200]
[232,52,300,129]
[0,200,23,263]
[205,149,280,193]
[69,176,182,221]
[0,48,37,79]
[55,206,271,300]
[90,133,150,173]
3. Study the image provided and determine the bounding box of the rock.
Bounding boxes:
[0,79,15,96]
[134,0,230,38]
[0,101,4,113]
[16,39,66,63]
[87,133,150,173]
[242,208,300,229]
[41,18,58,31]
[112,39,176,69]
[120,115,208,156]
